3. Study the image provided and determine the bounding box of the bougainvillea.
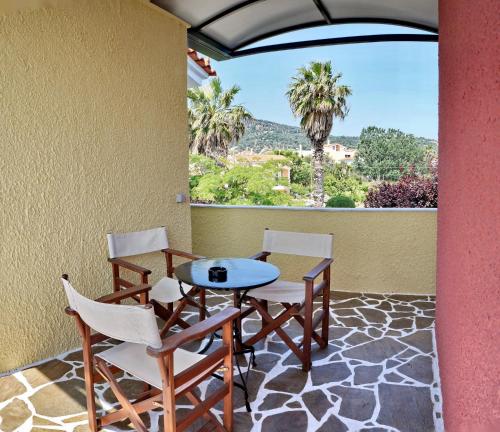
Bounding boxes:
[364,167,438,208]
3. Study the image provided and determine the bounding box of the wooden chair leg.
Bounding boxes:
[261,299,268,333]
[198,288,206,321]
[322,275,331,344]
[223,320,234,432]
[82,325,98,432]
[303,280,314,372]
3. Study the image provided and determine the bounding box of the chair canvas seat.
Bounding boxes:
[249,280,305,304]
[150,277,193,304]
[96,342,205,391]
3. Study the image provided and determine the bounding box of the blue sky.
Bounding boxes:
[212,25,438,139]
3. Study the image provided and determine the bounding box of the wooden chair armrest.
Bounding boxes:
[95,284,152,303]
[249,251,271,261]
[162,248,205,261]
[303,258,333,281]
[147,307,240,357]
[108,257,152,275]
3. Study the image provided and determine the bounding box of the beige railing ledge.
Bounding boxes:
[191,204,437,295]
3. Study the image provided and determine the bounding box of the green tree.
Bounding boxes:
[354,127,427,181]
[188,78,252,158]
[324,162,368,204]
[190,157,295,206]
[287,61,351,206]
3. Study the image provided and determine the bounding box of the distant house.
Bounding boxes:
[187,49,216,88]
[233,151,291,184]
[299,142,357,164]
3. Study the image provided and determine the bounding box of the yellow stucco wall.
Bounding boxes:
[192,206,437,295]
[0,0,191,372]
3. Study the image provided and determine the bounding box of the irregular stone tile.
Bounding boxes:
[386,359,401,368]
[397,355,434,384]
[302,389,331,421]
[329,353,342,361]
[329,386,376,421]
[377,301,393,311]
[23,359,72,388]
[377,383,434,432]
[359,428,390,432]
[363,293,385,300]
[63,350,83,362]
[357,308,388,325]
[0,375,26,403]
[353,365,383,385]
[0,398,31,431]
[333,299,366,309]
[267,341,289,354]
[422,310,435,318]
[233,411,254,432]
[316,415,348,432]
[32,416,61,426]
[29,379,94,417]
[61,413,88,423]
[103,378,144,403]
[393,304,415,312]
[337,316,367,327]
[416,317,434,328]
[400,331,434,354]
[343,338,406,363]
[283,344,341,366]
[389,312,415,318]
[311,362,351,386]
[332,291,360,300]
[388,294,426,302]
[334,308,360,317]
[385,372,404,383]
[261,410,308,432]
[286,401,301,409]
[389,318,413,329]
[397,348,420,360]
[254,353,281,373]
[330,327,351,340]
[265,368,308,394]
[385,329,402,337]
[367,328,383,338]
[344,332,373,346]
[243,319,263,335]
[411,301,435,310]
[365,300,379,305]
[258,393,292,410]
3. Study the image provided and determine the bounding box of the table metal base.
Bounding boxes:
[178,281,255,412]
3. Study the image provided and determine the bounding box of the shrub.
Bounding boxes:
[326,195,356,208]
[364,170,438,208]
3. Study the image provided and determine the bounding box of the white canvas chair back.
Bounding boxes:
[62,278,162,348]
[107,227,169,259]
[263,229,333,259]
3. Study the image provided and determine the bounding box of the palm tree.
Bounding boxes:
[287,61,351,206]
[188,78,252,158]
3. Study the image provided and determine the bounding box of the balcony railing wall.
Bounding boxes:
[192,205,437,295]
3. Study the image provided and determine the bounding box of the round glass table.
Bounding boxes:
[174,258,280,411]
[175,257,280,290]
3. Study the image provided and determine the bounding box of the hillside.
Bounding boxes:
[236,119,437,152]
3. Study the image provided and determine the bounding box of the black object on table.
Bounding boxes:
[174,258,280,412]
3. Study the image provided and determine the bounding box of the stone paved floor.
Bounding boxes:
[0,292,443,432]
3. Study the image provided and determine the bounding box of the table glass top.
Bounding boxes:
[174,258,280,290]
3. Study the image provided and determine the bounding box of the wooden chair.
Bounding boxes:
[242,229,333,372]
[62,275,238,432]
[107,227,206,336]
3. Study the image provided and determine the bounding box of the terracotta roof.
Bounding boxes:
[188,49,216,77]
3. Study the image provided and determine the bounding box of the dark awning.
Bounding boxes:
[153,0,438,60]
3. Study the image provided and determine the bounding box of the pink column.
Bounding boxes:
[437,0,500,430]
